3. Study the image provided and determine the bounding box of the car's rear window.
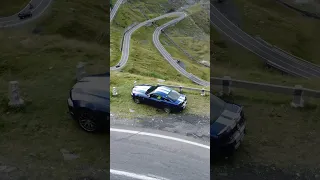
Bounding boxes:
[167,90,180,101]
[146,86,157,94]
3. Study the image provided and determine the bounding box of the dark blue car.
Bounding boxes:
[211,95,246,155]
[67,73,110,132]
[131,84,187,113]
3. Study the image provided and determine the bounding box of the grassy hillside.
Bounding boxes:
[211,0,320,173]
[0,0,29,16]
[0,0,108,179]
[110,0,210,86]
[110,0,210,118]
[234,0,320,65]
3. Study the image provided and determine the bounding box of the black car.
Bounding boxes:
[67,73,110,132]
[18,11,32,19]
[131,84,187,113]
[211,95,246,156]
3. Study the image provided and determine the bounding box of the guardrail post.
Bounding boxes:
[76,62,86,81]
[291,85,304,108]
[8,81,24,107]
[179,86,183,93]
[201,88,205,96]
[112,87,118,96]
[221,76,232,96]
[134,81,137,87]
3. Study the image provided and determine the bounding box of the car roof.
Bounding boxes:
[152,86,172,97]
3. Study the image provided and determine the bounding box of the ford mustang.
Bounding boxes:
[67,73,110,132]
[211,95,246,156]
[131,84,187,113]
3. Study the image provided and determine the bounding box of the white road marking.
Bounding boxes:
[110,169,170,180]
[110,128,210,150]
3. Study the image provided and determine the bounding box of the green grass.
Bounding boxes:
[0,0,109,179]
[111,72,210,118]
[213,87,320,169]
[111,1,210,85]
[234,0,320,65]
[0,0,29,16]
[211,0,320,170]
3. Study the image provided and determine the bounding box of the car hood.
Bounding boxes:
[132,85,152,94]
[211,103,242,136]
[175,94,186,104]
[72,73,109,100]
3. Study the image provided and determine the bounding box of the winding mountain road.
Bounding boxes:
[110,6,210,86]
[210,2,320,79]
[153,14,210,86]
[0,0,52,27]
[110,0,124,22]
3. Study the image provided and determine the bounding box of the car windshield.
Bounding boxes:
[211,95,226,124]
[167,90,180,101]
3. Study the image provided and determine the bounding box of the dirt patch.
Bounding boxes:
[111,113,210,142]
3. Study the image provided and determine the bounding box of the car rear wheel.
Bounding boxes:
[133,97,141,104]
[77,110,98,132]
[164,107,171,114]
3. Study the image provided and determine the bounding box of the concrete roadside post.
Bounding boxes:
[291,85,304,108]
[179,86,183,93]
[8,81,24,107]
[76,62,86,81]
[113,87,118,96]
[134,81,137,87]
[221,76,232,96]
[201,88,205,96]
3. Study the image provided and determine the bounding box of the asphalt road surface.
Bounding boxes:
[152,13,210,87]
[0,0,52,27]
[110,126,210,180]
[210,1,320,79]
[110,0,124,22]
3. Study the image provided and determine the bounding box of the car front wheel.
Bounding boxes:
[133,97,141,104]
[164,107,171,114]
[77,109,98,132]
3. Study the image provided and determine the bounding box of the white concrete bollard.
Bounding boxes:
[112,87,118,96]
[134,81,137,87]
[76,62,86,81]
[291,85,304,108]
[8,81,24,107]
[222,76,232,96]
[201,88,205,96]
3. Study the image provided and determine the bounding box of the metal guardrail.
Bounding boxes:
[211,76,320,108]
[158,84,209,93]
[211,76,320,98]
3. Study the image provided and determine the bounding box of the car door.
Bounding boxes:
[148,93,159,107]
[162,97,172,109]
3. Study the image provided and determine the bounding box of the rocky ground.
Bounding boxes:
[110,113,210,142]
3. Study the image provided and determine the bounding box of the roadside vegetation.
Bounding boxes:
[0,0,29,16]
[111,72,210,118]
[110,0,210,118]
[0,0,108,179]
[211,0,320,175]
[234,0,320,65]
